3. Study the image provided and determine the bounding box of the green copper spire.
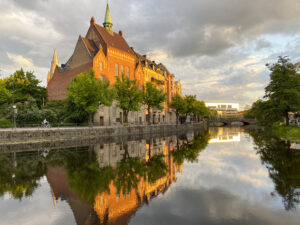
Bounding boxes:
[103,3,113,33]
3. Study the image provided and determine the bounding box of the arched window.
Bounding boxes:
[121,65,124,76]
[126,67,130,78]
[99,62,103,71]
[115,64,119,77]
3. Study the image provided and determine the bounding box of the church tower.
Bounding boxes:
[47,49,59,84]
[103,3,113,34]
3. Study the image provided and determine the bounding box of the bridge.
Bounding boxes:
[208,118,256,126]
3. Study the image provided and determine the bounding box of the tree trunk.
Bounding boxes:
[285,111,290,126]
[176,112,179,125]
[89,113,93,126]
[148,106,151,125]
[124,110,128,124]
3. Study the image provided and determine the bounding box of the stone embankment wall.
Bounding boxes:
[0,122,207,145]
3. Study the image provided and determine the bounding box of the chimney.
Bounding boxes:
[119,30,123,37]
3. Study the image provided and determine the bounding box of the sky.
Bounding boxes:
[0,0,300,109]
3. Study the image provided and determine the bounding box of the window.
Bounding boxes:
[126,67,130,77]
[121,65,124,76]
[99,62,103,71]
[115,64,119,76]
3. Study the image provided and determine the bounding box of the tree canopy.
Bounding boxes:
[67,70,114,124]
[246,57,300,125]
[142,82,166,124]
[114,74,142,123]
[2,69,47,108]
[169,94,187,124]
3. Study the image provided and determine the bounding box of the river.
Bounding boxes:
[0,127,299,225]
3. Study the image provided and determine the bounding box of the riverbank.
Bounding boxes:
[0,122,207,145]
[272,125,300,142]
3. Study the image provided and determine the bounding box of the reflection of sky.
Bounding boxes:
[129,130,300,225]
[0,177,75,225]
[1,129,300,225]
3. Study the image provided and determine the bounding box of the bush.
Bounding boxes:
[0,119,12,128]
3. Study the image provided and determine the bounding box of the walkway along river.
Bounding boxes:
[0,127,299,225]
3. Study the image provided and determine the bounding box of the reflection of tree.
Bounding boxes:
[146,154,168,184]
[115,157,145,195]
[248,130,300,211]
[47,149,114,205]
[172,131,210,166]
[0,152,46,200]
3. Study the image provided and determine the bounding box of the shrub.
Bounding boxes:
[0,119,12,128]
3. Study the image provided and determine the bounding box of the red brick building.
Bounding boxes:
[47,4,144,101]
[47,4,180,125]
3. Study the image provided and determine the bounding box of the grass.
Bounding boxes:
[272,125,300,142]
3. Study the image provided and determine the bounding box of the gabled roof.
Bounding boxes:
[47,62,93,100]
[81,37,99,57]
[94,24,134,55]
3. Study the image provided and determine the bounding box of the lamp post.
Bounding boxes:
[12,105,17,129]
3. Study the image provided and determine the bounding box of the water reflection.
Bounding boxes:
[209,127,240,143]
[1,128,300,225]
[247,129,300,211]
[0,130,209,225]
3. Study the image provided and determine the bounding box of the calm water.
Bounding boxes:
[0,127,300,225]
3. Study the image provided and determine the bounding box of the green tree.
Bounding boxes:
[67,70,114,124]
[142,82,166,124]
[169,94,187,124]
[264,57,300,125]
[3,69,47,108]
[192,100,210,122]
[0,83,11,105]
[185,95,197,122]
[43,100,68,124]
[245,100,282,125]
[114,74,142,123]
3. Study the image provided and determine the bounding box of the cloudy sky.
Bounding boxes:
[1,0,300,109]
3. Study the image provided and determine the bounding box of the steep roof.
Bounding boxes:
[94,24,134,55]
[47,61,93,100]
[81,37,99,57]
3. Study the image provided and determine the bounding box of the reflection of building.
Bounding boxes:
[93,137,179,224]
[205,102,239,117]
[47,167,100,225]
[47,136,182,225]
[209,127,241,143]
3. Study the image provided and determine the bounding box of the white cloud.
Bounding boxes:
[7,53,34,68]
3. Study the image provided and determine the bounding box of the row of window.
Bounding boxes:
[98,62,142,81]
[115,64,130,77]
[115,64,142,80]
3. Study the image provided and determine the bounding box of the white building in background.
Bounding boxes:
[205,102,239,117]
